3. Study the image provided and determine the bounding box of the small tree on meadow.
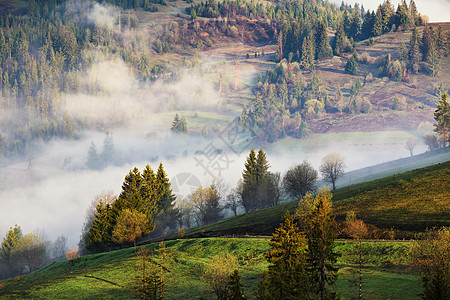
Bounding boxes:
[320,152,345,191]
[434,93,449,146]
[301,189,339,300]
[0,225,22,276]
[227,270,245,299]
[65,246,79,266]
[204,254,238,300]
[10,233,47,273]
[344,211,369,300]
[224,190,242,217]
[134,247,163,300]
[345,55,358,75]
[258,212,310,299]
[190,186,222,226]
[409,227,450,300]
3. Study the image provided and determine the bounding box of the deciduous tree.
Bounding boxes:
[112,209,148,246]
[409,227,450,300]
[11,233,47,273]
[320,152,346,191]
[205,254,238,300]
[190,186,222,226]
[282,161,318,200]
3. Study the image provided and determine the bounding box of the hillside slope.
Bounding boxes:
[170,160,449,240]
[0,239,421,299]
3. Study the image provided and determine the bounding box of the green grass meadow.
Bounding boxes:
[0,239,422,299]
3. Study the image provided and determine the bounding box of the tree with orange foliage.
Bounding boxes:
[344,211,369,300]
[65,246,79,266]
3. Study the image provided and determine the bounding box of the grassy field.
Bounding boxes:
[0,238,422,299]
[166,160,450,240]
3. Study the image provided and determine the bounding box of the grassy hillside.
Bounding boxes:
[0,238,421,299]
[169,160,450,240]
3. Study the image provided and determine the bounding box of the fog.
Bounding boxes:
[65,0,120,30]
[0,122,428,246]
[0,0,440,248]
[332,0,450,22]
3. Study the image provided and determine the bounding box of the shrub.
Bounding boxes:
[345,56,357,75]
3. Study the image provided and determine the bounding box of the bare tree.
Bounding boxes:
[175,198,194,229]
[283,161,318,200]
[424,134,440,151]
[405,137,418,156]
[320,153,345,191]
[224,189,242,217]
[51,235,67,260]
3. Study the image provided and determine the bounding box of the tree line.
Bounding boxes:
[0,225,71,280]
[0,0,161,161]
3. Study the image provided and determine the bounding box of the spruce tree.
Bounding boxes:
[381,0,394,33]
[315,20,331,60]
[304,190,339,300]
[153,163,178,235]
[1,225,22,273]
[240,148,271,212]
[258,212,310,299]
[394,1,409,30]
[101,132,114,167]
[227,270,245,299]
[409,27,422,71]
[86,141,100,170]
[241,148,258,212]
[242,148,257,185]
[434,93,449,145]
[421,26,434,62]
[333,21,345,56]
[301,32,315,69]
[361,10,375,40]
[349,8,362,39]
[372,6,383,37]
[87,199,113,251]
[142,164,158,213]
[170,114,187,134]
[255,148,270,182]
[117,167,145,212]
[345,55,358,75]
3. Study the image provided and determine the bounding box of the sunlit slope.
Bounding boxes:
[174,160,450,239]
[0,239,422,299]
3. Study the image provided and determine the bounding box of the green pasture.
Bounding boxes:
[0,239,422,299]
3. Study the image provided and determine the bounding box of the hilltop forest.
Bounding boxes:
[0,0,449,159]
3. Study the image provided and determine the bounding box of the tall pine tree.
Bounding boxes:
[304,189,339,300]
[258,212,310,299]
